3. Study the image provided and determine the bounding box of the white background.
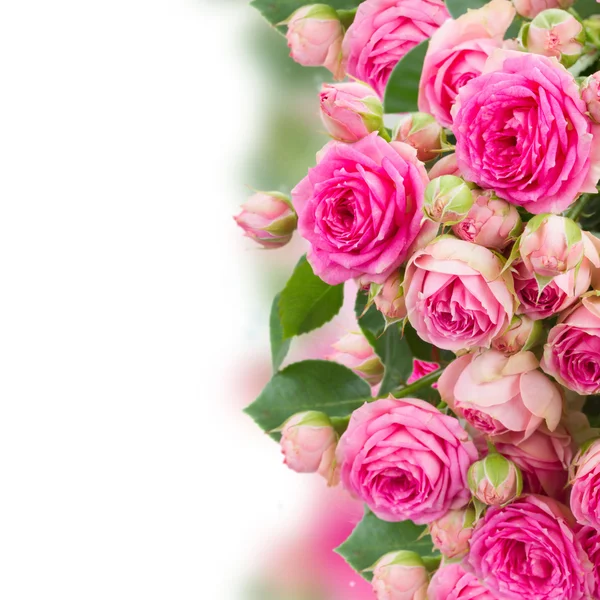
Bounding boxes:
[0,1,310,597]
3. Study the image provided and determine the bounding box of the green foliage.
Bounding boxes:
[251,0,363,29]
[245,360,371,436]
[445,0,488,17]
[336,508,435,581]
[575,0,600,18]
[279,256,344,338]
[270,293,291,371]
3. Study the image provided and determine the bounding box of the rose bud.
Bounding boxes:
[492,315,543,355]
[522,9,585,67]
[429,508,475,559]
[373,270,407,323]
[582,72,600,124]
[452,189,522,251]
[513,0,574,19]
[371,551,429,600]
[424,176,473,225]
[519,213,584,285]
[279,411,338,484]
[319,81,384,143]
[468,453,523,506]
[428,153,462,179]
[570,439,600,529]
[234,191,297,249]
[392,112,442,162]
[329,331,384,386]
[284,4,344,80]
[407,359,440,386]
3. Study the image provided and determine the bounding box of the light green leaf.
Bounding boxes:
[270,293,291,372]
[250,0,363,29]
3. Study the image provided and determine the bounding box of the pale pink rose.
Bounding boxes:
[578,526,600,597]
[393,113,442,162]
[513,0,575,19]
[319,81,383,143]
[336,397,477,524]
[428,562,498,600]
[292,133,430,285]
[428,153,462,179]
[371,551,428,600]
[374,270,407,322]
[342,0,449,97]
[492,314,542,355]
[467,495,594,600]
[439,350,562,439]
[452,189,522,250]
[582,72,600,124]
[429,507,474,559]
[453,50,600,214]
[570,439,600,529]
[403,237,515,352]
[234,191,297,248]
[468,453,523,506]
[329,331,384,386]
[285,5,344,79]
[407,359,439,385]
[418,0,516,127]
[541,295,600,395]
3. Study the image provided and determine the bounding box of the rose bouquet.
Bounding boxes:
[236,0,600,597]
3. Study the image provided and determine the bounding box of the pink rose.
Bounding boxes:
[419,0,516,127]
[513,0,575,19]
[578,526,600,597]
[342,0,449,97]
[285,5,344,80]
[371,551,428,600]
[452,189,522,251]
[453,50,600,214]
[406,359,439,385]
[428,562,498,600]
[428,153,462,179]
[492,315,542,355]
[439,350,563,438]
[582,72,600,124]
[541,295,600,395]
[392,113,442,162]
[292,133,431,285]
[570,439,600,529]
[429,507,474,559]
[403,237,515,352]
[336,397,477,524]
[467,495,594,600]
[374,270,407,322]
[319,81,384,143]
[329,331,384,386]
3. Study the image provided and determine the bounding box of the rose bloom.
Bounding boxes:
[428,562,498,600]
[292,133,433,285]
[578,526,600,597]
[513,0,574,19]
[570,439,600,529]
[453,50,600,214]
[336,397,477,524]
[438,350,562,438]
[541,295,600,395]
[342,0,449,97]
[467,495,594,600]
[419,0,515,127]
[403,237,516,352]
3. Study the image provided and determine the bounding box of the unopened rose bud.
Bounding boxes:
[429,508,475,559]
[285,4,344,80]
[519,214,584,284]
[393,113,442,163]
[373,270,407,323]
[468,453,523,506]
[234,192,297,249]
[452,189,522,250]
[582,72,600,123]
[513,0,574,20]
[492,315,543,355]
[424,176,473,225]
[319,81,383,143]
[521,9,585,67]
[279,411,338,484]
[371,551,429,600]
[428,153,461,180]
[329,332,384,386]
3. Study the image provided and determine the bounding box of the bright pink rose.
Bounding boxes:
[403,237,515,352]
[429,507,474,559]
[439,350,563,439]
[428,562,497,600]
[342,0,449,97]
[570,439,600,529]
[319,81,383,143]
[329,331,384,386]
[419,0,515,127]
[578,526,600,597]
[453,50,600,214]
[292,134,432,285]
[406,359,439,385]
[428,153,462,179]
[467,495,594,600]
[582,72,600,124]
[371,551,428,600]
[336,397,477,524]
[452,189,522,251]
[541,295,600,395]
[513,0,574,19]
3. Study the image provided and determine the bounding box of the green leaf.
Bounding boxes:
[245,360,371,436]
[279,256,344,339]
[445,0,488,17]
[574,0,599,18]
[383,40,429,114]
[250,0,363,29]
[336,508,435,581]
[270,293,291,372]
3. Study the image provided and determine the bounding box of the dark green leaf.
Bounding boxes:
[336,508,435,580]
[445,0,488,17]
[279,256,344,339]
[251,0,363,29]
[270,293,291,372]
[574,0,599,18]
[245,360,371,436]
[383,40,429,114]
